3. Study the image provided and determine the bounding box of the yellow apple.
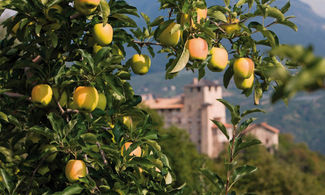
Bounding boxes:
[234,74,254,90]
[31,84,53,106]
[180,8,207,27]
[196,8,207,23]
[233,58,254,79]
[158,22,181,46]
[188,37,208,60]
[121,142,141,157]
[93,23,113,45]
[73,86,99,112]
[74,0,100,15]
[221,18,241,34]
[207,47,228,72]
[65,159,87,182]
[96,93,107,110]
[130,54,151,75]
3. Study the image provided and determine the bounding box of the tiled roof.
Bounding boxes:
[242,122,280,134]
[212,122,280,134]
[142,97,184,110]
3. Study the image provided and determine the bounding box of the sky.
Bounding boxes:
[300,0,325,18]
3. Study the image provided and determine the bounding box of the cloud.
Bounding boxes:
[300,0,325,18]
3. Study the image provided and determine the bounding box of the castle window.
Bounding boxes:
[266,138,269,144]
[197,87,201,92]
[208,86,211,91]
[190,88,193,92]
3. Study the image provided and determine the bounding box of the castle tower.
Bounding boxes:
[183,78,226,157]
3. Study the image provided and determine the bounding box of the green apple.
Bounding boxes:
[207,47,228,72]
[74,0,100,15]
[234,74,254,90]
[130,54,151,75]
[158,22,181,46]
[93,23,113,45]
[233,57,254,79]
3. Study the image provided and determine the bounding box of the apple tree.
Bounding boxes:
[0,0,318,194]
[0,0,177,194]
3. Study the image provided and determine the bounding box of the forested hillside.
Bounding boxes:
[148,108,325,194]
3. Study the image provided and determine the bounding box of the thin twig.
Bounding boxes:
[65,109,79,114]
[96,141,108,165]
[211,21,226,33]
[133,40,161,47]
[32,55,41,63]
[70,13,81,20]
[3,92,25,98]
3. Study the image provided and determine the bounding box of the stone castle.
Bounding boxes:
[142,78,279,158]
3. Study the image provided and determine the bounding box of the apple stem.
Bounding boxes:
[70,13,81,20]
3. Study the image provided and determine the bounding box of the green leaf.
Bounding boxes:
[35,24,42,36]
[235,0,246,7]
[0,168,13,193]
[47,113,64,136]
[266,6,285,21]
[200,169,224,191]
[169,41,190,73]
[232,165,257,184]
[234,138,261,156]
[0,111,8,122]
[49,32,58,48]
[239,117,256,132]
[141,12,150,25]
[248,0,254,9]
[208,5,231,13]
[223,65,234,88]
[100,0,110,25]
[111,13,137,27]
[241,108,265,117]
[150,16,164,27]
[217,99,234,114]
[211,120,229,140]
[223,0,230,7]
[77,49,95,74]
[278,20,298,32]
[208,10,227,23]
[281,1,290,14]
[52,184,84,195]
[80,133,97,145]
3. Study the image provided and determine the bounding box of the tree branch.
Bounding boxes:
[133,40,161,47]
[96,141,108,165]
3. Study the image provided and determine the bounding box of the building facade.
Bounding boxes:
[142,78,279,158]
